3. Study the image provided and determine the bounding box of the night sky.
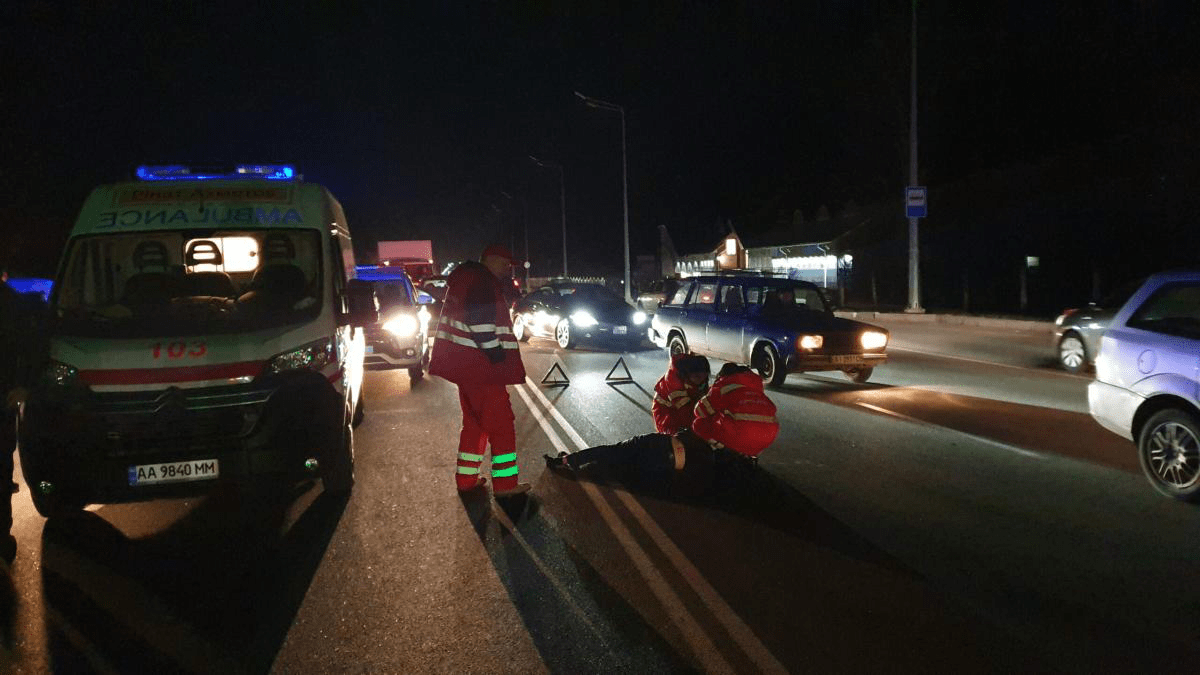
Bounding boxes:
[4,2,1198,307]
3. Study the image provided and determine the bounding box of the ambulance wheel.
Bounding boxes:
[843,367,874,384]
[31,489,84,519]
[323,420,355,496]
[555,319,576,350]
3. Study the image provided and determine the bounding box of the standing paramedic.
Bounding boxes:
[429,245,531,499]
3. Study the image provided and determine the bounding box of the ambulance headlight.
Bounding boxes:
[383,314,420,337]
[570,311,598,327]
[266,338,335,374]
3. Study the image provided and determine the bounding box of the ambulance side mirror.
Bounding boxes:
[345,279,378,328]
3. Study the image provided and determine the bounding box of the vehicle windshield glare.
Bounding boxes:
[53,229,323,337]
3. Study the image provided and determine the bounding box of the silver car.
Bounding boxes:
[1053,278,1142,373]
[1088,269,1200,501]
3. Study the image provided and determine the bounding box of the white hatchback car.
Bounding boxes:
[1088,269,1200,501]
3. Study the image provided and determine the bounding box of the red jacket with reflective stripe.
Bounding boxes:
[652,353,704,433]
[692,371,779,457]
[428,261,526,385]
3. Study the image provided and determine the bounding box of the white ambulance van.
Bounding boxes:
[19,164,376,517]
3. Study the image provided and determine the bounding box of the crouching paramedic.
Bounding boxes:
[429,245,530,498]
[692,363,779,461]
[651,353,710,433]
[545,363,779,496]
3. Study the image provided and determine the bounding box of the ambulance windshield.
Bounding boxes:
[52,229,324,337]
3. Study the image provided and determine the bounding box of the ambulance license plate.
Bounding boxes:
[614,326,628,335]
[128,459,220,486]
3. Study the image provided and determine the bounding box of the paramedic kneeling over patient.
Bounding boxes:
[545,363,779,496]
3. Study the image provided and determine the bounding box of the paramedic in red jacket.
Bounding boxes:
[693,362,780,457]
[651,353,710,433]
[429,245,530,498]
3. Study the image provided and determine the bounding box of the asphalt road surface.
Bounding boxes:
[3,320,1198,674]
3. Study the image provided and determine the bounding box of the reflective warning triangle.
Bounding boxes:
[541,362,570,386]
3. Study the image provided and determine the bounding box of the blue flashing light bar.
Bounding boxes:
[135,164,297,181]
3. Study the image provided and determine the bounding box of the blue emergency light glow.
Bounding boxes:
[135,164,298,181]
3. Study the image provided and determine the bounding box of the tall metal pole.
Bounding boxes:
[575,92,632,302]
[619,107,631,303]
[558,164,568,277]
[906,0,924,313]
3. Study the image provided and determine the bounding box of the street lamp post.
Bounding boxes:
[906,0,924,313]
[575,91,632,303]
[529,155,567,277]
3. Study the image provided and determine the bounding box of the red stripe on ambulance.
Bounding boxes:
[79,361,264,386]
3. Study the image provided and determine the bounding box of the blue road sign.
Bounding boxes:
[906,186,927,218]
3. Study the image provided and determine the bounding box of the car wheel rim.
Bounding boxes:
[757,350,774,380]
[1146,421,1200,489]
[670,340,685,356]
[1060,337,1085,368]
[556,323,569,347]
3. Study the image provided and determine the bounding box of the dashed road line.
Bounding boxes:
[520,378,788,674]
[515,382,736,674]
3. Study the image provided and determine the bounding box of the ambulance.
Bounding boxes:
[18,164,376,517]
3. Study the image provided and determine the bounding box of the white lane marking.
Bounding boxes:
[611,487,791,675]
[486,478,609,643]
[889,345,1091,379]
[524,377,589,449]
[41,539,245,675]
[523,378,789,673]
[43,607,122,675]
[855,402,1046,460]
[515,383,736,674]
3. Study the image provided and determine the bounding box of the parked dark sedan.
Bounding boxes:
[512,281,648,349]
[649,273,888,385]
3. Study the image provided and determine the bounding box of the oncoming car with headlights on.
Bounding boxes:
[511,281,649,350]
[356,265,435,380]
[649,273,889,386]
[17,164,377,517]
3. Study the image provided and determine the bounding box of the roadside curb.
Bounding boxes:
[835,311,1053,333]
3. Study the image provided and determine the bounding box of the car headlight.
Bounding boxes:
[41,360,79,387]
[798,335,824,350]
[632,311,647,325]
[266,338,334,374]
[860,331,888,350]
[384,314,420,337]
[570,311,598,327]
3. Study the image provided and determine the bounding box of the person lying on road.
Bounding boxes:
[545,363,779,496]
